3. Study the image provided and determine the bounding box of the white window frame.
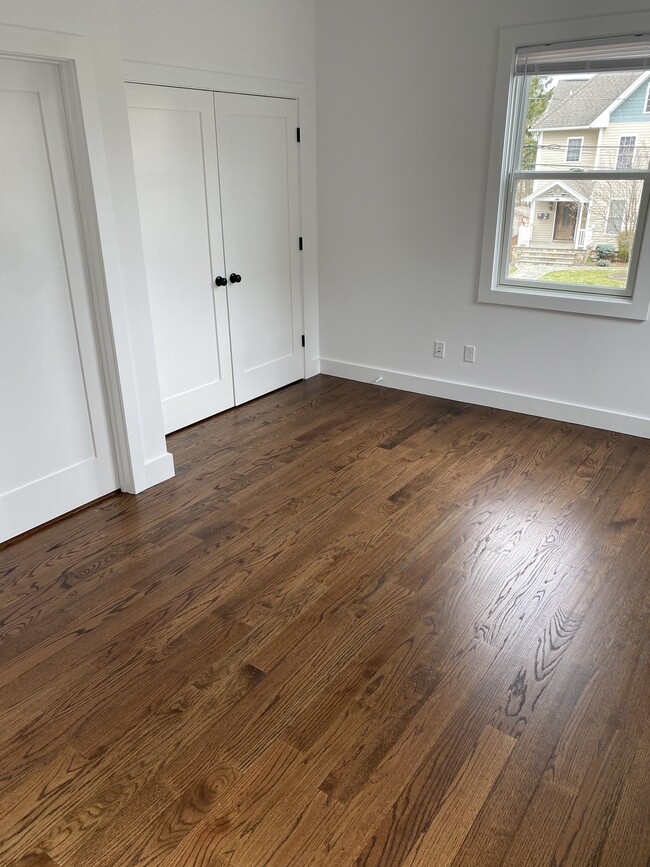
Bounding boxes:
[565,136,584,162]
[644,82,650,113]
[479,14,650,321]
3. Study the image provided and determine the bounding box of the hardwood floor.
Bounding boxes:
[1,374,649,866]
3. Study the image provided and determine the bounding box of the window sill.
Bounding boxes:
[478,281,648,320]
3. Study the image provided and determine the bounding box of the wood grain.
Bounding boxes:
[0,375,648,866]
[400,725,515,867]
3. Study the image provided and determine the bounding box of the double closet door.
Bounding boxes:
[127,85,304,434]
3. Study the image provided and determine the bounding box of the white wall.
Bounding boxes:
[118,0,315,85]
[316,1,650,436]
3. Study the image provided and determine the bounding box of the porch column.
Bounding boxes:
[574,202,584,249]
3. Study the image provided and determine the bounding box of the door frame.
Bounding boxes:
[0,25,159,495]
[123,60,319,382]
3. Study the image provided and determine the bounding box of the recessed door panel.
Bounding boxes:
[127,84,234,433]
[0,58,118,542]
[214,93,304,404]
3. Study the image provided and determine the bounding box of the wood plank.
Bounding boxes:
[400,725,515,867]
[13,853,61,867]
[598,726,650,867]
[307,640,497,864]
[549,728,636,866]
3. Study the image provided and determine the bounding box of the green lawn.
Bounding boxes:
[541,267,628,288]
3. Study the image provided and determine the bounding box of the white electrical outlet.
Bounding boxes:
[434,340,446,359]
[464,345,476,363]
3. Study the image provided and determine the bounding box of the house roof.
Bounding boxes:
[533,73,643,130]
[525,179,595,204]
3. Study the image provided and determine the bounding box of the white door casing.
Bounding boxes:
[0,57,118,542]
[126,83,235,434]
[215,92,304,405]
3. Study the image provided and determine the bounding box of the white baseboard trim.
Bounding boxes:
[142,451,175,490]
[320,358,650,439]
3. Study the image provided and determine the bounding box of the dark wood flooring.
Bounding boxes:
[1,375,649,866]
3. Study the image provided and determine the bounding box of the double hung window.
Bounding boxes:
[481,28,650,319]
[566,137,583,162]
[616,136,637,170]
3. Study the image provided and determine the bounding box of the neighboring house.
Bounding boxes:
[515,71,650,263]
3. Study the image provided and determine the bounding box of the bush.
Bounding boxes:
[617,232,632,263]
[596,259,609,267]
[594,244,616,261]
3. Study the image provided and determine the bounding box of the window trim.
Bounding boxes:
[565,136,584,162]
[479,14,650,321]
[644,82,650,113]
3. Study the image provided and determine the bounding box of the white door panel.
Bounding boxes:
[0,58,117,542]
[214,93,304,404]
[127,84,234,433]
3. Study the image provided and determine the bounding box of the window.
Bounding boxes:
[645,82,650,113]
[606,199,626,234]
[480,23,650,320]
[566,137,583,162]
[616,135,637,169]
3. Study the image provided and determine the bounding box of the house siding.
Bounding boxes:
[588,122,650,246]
[537,128,600,169]
[531,203,556,245]
[587,180,644,242]
[597,122,650,169]
[610,81,650,124]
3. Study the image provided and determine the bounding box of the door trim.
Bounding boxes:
[0,25,171,495]
[123,59,320,381]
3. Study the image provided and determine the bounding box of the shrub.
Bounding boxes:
[594,244,616,261]
[596,259,609,267]
[617,232,632,263]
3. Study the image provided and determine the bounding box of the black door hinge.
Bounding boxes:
[299,237,303,251]
[301,334,305,348]
[297,127,301,143]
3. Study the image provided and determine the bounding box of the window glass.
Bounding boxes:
[616,136,637,170]
[606,198,627,233]
[504,178,642,293]
[502,66,650,298]
[566,138,583,162]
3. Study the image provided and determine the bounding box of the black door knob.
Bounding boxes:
[229,273,242,284]
[214,276,227,287]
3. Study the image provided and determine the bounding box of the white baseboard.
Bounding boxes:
[320,358,650,439]
[142,451,175,490]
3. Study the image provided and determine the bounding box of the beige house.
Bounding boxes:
[515,71,650,264]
